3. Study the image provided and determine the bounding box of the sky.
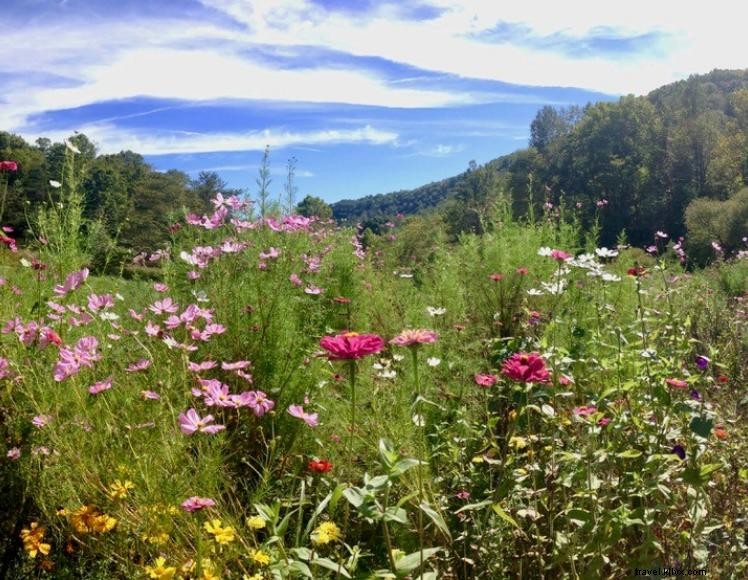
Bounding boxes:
[1,0,744,203]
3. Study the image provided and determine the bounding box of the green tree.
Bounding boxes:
[296,195,332,219]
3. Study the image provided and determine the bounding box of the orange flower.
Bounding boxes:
[714,425,728,440]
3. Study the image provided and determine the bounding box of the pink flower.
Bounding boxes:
[204,382,236,408]
[89,377,113,395]
[390,329,438,347]
[0,357,9,380]
[141,390,161,400]
[287,404,319,427]
[550,249,571,262]
[149,297,179,315]
[6,447,21,460]
[87,293,114,312]
[304,285,323,295]
[456,490,471,500]
[53,268,89,297]
[178,409,226,435]
[501,352,550,384]
[259,247,280,260]
[474,373,498,388]
[234,390,275,416]
[489,273,503,282]
[516,267,529,275]
[289,273,303,287]
[320,332,385,360]
[32,414,52,428]
[597,417,611,427]
[665,378,688,389]
[153,283,169,293]
[573,405,598,418]
[0,160,18,172]
[221,360,251,371]
[181,496,216,513]
[126,358,151,373]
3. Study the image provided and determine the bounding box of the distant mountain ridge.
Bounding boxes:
[331,69,748,227]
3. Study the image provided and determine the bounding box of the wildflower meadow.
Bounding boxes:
[1,149,747,579]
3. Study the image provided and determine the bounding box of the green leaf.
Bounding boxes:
[690,416,713,439]
[394,548,442,573]
[491,504,520,529]
[616,449,643,459]
[288,561,313,577]
[343,487,365,508]
[454,500,492,514]
[390,458,420,477]
[383,506,409,524]
[419,502,451,540]
[303,491,333,537]
[312,557,351,578]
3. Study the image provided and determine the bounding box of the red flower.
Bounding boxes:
[501,352,550,384]
[320,332,384,360]
[714,425,727,440]
[0,161,18,172]
[474,373,498,388]
[308,459,333,473]
[489,273,503,282]
[627,266,647,277]
[665,378,688,389]
[717,375,729,384]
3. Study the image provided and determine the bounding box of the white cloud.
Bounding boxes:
[32,123,398,155]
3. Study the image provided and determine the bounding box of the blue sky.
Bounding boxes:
[0,1,742,203]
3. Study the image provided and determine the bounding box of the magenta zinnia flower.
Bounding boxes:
[390,329,438,347]
[501,352,550,384]
[320,332,384,360]
[178,409,225,435]
[181,496,216,513]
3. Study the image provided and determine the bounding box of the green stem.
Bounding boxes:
[410,347,425,574]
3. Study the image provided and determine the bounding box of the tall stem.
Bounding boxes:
[347,359,357,475]
[411,348,425,574]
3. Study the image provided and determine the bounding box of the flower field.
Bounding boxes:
[1,189,747,579]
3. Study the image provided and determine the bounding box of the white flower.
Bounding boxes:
[426,357,441,367]
[49,180,61,188]
[426,306,447,317]
[99,311,119,321]
[392,354,404,362]
[595,247,618,258]
[541,279,567,295]
[527,288,544,296]
[412,414,425,427]
[378,369,397,379]
[655,231,668,239]
[399,273,414,279]
[179,251,197,265]
[64,140,81,154]
[601,273,621,282]
[537,247,552,257]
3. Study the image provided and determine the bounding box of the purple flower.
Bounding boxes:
[672,444,686,461]
[690,389,701,401]
[181,496,216,513]
[287,404,319,428]
[178,408,225,435]
[694,355,710,370]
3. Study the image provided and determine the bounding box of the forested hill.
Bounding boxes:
[331,68,748,247]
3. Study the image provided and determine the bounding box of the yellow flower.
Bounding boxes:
[144,556,177,580]
[246,515,266,530]
[141,531,170,545]
[107,479,135,500]
[20,523,51,558]
[250,549,271,567]
[243,574,263,580]
[204,519,236,545]
[310,521,342,546]
[508,409,518,421]
[509,436,528,450]
[68,505,117,534]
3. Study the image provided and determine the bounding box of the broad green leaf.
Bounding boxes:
[420,502,451,540]
[394,548,441,573]
[312,557,351,578]
[690,416,713,439]
[491,504,520,529]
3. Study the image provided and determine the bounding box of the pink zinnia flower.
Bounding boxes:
[287,404,319,427]
[501,352,550,384]
[178,409,226,435]
[474,373,498,387]
[390,329,438,347]
[573,405,598,418]
[181,496,216,513]
[320,332,384,360]
[665,378,688,389]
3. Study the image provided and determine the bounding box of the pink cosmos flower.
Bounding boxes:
[181,496,216,513]
[145,321,161,337]
[287,404,319,427]
[141,390,161,400]
[550,249,571,262]
[0,357,9,380]
[53,336,100,381]
[474,373,498,388]
[32,414,52,428]
[188,360,218,372]
[304,285,323,295]
[127,358,151,373]
[320,332,385,360]
[204,382,236,408]
[221,360,251,371]
[289,273,303,287]
[89,377,113,395]
[259,247,280,260]
[390,329,438,347]
[87,293,114,312]
[149,298,179,315]
[178,409,225,435]
[153,283,169,293]
[489,273,503,282]
[501,352,550,384]
[53,268,89,297]
[234,390,275,416]
[665,378,688,389]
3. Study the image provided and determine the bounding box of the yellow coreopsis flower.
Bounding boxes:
[20,523,51,558]
[204,519,236,544]
[310,521,342,546]
[250,549,271,567]
[68,505,117,534]
[144,556,177,580]
[107,479,135,500]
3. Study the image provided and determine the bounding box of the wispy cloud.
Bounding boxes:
[37,123,398,155]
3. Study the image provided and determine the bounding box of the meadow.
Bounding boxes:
[1,157,747,578]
